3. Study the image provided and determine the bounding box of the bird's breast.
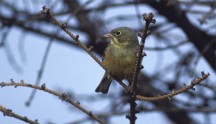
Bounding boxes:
[102,45,136,80]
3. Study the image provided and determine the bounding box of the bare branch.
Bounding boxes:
[136,72,210,101]
[127,12,156,124]
[0,105,39,124]
[0,81,105,124]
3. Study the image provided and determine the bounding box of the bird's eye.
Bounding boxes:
[115,31,121,36]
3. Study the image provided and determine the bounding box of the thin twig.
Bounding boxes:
[145,40,188,51]
[190,37,216,76]
[131,13,156,92]
[1,27,23,73]
[0,81,105,124]
[128,13,156,124]
[0,105,39,124]
[198,2,216,24]
[136,72,210,101]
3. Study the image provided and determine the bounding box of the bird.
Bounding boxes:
[95,27,139,94]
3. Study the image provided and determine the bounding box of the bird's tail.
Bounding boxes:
[95,74,112,94]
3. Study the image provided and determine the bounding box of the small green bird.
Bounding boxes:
[95,27,139,94]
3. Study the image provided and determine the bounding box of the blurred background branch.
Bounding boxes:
[0,0,216,124]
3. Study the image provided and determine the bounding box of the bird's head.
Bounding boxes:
[104,27,138,48]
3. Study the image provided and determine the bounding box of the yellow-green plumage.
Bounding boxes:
[95,27,139,94]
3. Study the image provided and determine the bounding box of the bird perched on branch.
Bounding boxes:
[95,27,139,94]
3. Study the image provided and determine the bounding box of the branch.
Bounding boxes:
[0,80,105,124]
[40,6,129,92]
[136,72,210,101]
[0,105,39,124]
[145,40,188,51]
[39,6,211,102]
[127,13,156,124]
[39,6,210,124]
[147,0,216,72]
[131,13,156,91]
[25,0,92,106]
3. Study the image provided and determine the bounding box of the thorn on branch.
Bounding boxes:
[135,110,140,114]
[88,46,94,52]
[61,23,67,28]
[147,30,151,36]
[142,13,155,23]
[41,6,50,14]
[41,83,46,89]
[200,71,210,78]
[75,35,79,41]
[3,109,12,116]
[61,93,68,101]
[150,19,156,24]
[143,14,148,21]
[148,13,154,18]
[142,52,147,57]
[126,114,130,119]
[137,32,143,38]
[140,65,144,70]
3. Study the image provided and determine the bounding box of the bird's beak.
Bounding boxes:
[103,33,113,38]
